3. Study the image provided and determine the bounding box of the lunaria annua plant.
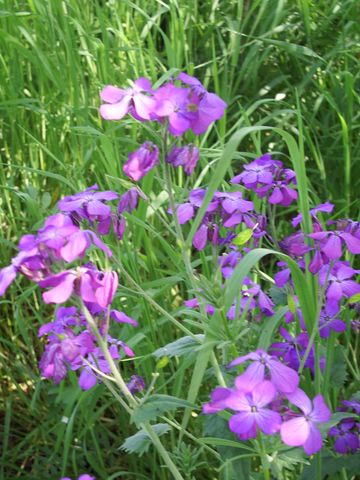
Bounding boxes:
[1,72,359,479]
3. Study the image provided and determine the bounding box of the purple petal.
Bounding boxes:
[60,231,89,262]
[110,310,138,327]
[311,394,331,423]
[286,388,312,415]
[78,368,97,390]
[100,85,126,103]
[228,412,255,435]
[340,232,360,254]
[99,97,131,120]
[234,362,265,391]
[303,424,323,455]
[268,359,299,394]
[280,417,310,446]
[176,203,194,224]
[0,265,17,296]
[42,273,75,304]
[322,234,343,260]
[252,380,277,407]
[255,408,282,434]
[193,224,208,251]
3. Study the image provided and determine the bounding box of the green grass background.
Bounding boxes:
[0,1,359,479]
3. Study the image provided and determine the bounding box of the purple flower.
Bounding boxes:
[270,327,310,372]
[329,419,359,454]
[319,303,346,338]
[117,188,141,214]
[231,154,298,206]
[100,77,156,121]
[166,144,200,175]
[39,267,118,307]
[177,73,227,134]
[226,381,282,439]
[309,229,360,260]
[153,83,198,136]
[58,185,118,219]
[342,399,360,415]
[319,262,360,309]
[202,387,233,414]
[280,388,331,455]
[123,142,159,181]
[126,375,146,394]
[292,202,334,228]
[228,349,299,394]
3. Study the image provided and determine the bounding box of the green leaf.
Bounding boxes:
[269,286,288,306]
[121,424,171,456]
[131,395,195,426]
[153,334,204,359]
[233,229,253,247]
[348,292,360,303]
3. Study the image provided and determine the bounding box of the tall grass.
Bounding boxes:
[0,1,359,479]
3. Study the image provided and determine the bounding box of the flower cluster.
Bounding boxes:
[231,154,298,206]
[99,73,227,181]
[203,350,332,455]
[0,186,142,391]
[170,188,265,251]
[329,398,360,454]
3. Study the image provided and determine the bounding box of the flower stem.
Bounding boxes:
[82,305,185,480]
[257,433,271,480]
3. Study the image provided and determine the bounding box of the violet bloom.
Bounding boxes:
[280,388,331,455]
[270,327,310,372]
[279,232,311,257]
[319,303,346,338]
[309,228,360,260]
[153,83,199,136]
[342,399,360,415]
[228,349,299,394]
[39,266,118,308]
[123,142,159,181]
[177,72,227,134]
[100,77,156,121]
[203,387,233,414]
[126,375,146,394]
[117,188,141,215]
[329,419,359,454]
[226,381,282,439]
[58,185,118,219]
[319,262,360,309]
[166,144,200,175]
[231,154,298,206]
[292,202,334,228]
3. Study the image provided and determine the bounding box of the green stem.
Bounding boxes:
[82,305,185,480]
[257,433,270,480]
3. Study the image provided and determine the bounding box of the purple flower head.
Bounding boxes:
[117,188,142,215]
[225,381,282,439]
[292,202,334,229]
[100,77,156,121]
[319,302,346,338]
[231,154,279,190]
[319,262,360,310]
[39,266,118,308]
[231,154,297,206]
[58,185,118,220]
[166,144,200,175]
[342,399,360,415]
[126,375,146,394]
[270,328,315,372]
[279,232,311,258]
[177,72,227,134]
[280,388,331,455]
[228,349,299,394]
[329,419,359,454]
[202,387,233,414]
[123,142,159,182]
[153,83,199,136]
[309,227,360,260]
